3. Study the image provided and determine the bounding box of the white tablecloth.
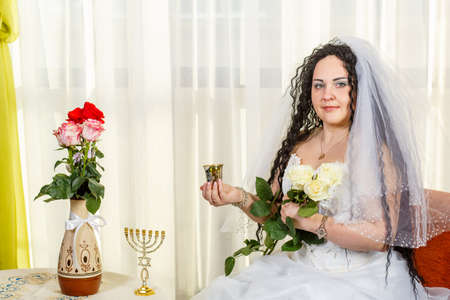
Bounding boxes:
[0,268,168,300]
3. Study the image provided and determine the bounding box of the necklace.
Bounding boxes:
[318,130,348,160]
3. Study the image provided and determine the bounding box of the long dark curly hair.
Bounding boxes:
[260,40,424,296]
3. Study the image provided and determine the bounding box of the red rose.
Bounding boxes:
[67,107,84,124]
[82,102,104,123]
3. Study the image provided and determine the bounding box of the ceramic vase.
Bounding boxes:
[57,199,102,296]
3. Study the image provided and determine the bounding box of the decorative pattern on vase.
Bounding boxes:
[57,223,102,279]
[94,246,101,270]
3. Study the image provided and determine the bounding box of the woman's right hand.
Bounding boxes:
[200,179,242,207]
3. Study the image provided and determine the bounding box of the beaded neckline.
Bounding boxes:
[289,153,345,171]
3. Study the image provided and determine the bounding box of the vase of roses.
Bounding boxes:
[225,162,344,276]
[35,101,106,296]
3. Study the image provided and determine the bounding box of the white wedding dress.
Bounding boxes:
[192,154,450,300]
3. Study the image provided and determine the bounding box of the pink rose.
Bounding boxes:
[82,119,105,142]
[53,121,82,146]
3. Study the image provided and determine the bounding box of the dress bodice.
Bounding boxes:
[282,153,385,272]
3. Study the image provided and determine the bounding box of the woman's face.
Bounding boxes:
[311,55,353,127]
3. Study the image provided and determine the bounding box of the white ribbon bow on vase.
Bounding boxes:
[65,212,107,272]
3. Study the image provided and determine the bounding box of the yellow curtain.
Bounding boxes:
[0,0,30,269]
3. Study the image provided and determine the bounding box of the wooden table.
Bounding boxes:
[0,268,168,299]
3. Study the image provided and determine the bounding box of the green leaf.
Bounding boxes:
[84,193,101,214]
[292,234,299,246]
[67,186,74,199]
[264,219,288,240]
[255,177,273,201]
[53,173,69,181]
[224,256,235,276]
[264,234,274,248]
[244,239,260,248]
[54,160,65,171]
[287,190,306,204]
[233,245,253,256]
[95,148,104,158]
[43,198,56,203]
[235,240,260,255]
[45,174,72,199]
[47,185,67,199]
[88,178,104,198]
[34,184,50,200]
[299,230,325,245]
[291,230,301,246]
[281,239,302,252]
[298,201,318,218]
[241,247,252,256]
[286,217,296,238]
[86,162,101,179]
[286,190,298,200]
[95,162,105,171]
[71,177,87,193]
[250,200,271,217]
[233,248,243,256]
[250,244,260,251]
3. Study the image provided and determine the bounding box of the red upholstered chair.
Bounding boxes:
[414,232,450,288]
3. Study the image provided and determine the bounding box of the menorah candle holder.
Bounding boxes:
[124,227,166,296]
[203,164,223,182]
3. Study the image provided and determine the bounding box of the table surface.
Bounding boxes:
[0,268,168,300]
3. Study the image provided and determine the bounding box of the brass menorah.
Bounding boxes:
[124,227,166,296]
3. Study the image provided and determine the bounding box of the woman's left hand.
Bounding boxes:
[280,202,303,229]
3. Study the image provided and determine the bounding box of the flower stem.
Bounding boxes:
[82,143,89,177]
[92,141,96,161]
[267,241,278,255]
[68,147,73,172]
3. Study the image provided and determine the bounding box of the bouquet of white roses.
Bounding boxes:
[285,162,344,216]
[225,162,344,276]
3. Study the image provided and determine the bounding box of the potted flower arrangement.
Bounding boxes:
[35,101,106,296]
[225,162,344,275]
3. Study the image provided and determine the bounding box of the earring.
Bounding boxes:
[315,117,322,127]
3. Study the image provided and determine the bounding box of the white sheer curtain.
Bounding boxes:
[12,0,450,299]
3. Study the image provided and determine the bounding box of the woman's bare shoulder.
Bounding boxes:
[291,128,320,156]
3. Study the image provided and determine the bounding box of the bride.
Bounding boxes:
[195,37,450,299]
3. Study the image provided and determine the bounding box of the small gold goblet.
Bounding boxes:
[203,164,223,182]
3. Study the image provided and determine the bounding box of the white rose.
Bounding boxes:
[317,163,344,187]
[304,179,329,201]
[287,165,314,190]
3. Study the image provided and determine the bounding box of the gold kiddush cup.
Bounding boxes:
[203,164,223,182]
[124,228,166,296]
